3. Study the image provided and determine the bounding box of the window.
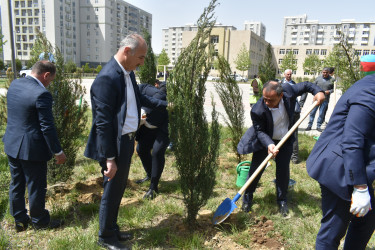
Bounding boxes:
[278,59,283,64]
[371,50,375,55]
[306,49,312,55]
[314,49,319,55]
[293,49,299,55]
[279,49,285,55]
[363,50,370,55]
[321,49,327,55]
[355,50,362,56]
[210,35,219,43]
[286,49,291,54]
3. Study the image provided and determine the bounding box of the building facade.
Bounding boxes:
[244,21,266,40]
[1,0,151,67]
[276,15,375,78]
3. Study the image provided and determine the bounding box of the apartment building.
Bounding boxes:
[275,14,375,78]
[1,0,151,67]
[182,26,272,77]
[244,21,265,39]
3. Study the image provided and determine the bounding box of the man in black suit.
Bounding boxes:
[136,81,169,199]
[237,80,324,216]
[85,34,167,250]
[3,61,66,231]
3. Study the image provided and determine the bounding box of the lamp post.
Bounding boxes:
[7,0,17,79]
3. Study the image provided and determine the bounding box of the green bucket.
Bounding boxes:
[236,161,251,187]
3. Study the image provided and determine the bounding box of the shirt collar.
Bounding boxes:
[114,56,131,76]
[28,75,45,89]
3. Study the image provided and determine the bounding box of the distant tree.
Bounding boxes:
[0,28,7,55]
[30,30,88,183]
[65,60,77,73]
[234,43,251,76]
[138,29,156,84]
[167,0,220,229]
[258,43,276,84]
[95,64,102,73]
[323,31,363,93]
[0,60,4,70]
[0,68,13,127]
[82,63,91,73]
[279,50,297,73]
[215,55,244,162]
[157,48,170,72]
[15,59,22,72]
[303,54,321,76]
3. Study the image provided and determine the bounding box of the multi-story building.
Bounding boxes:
[1,0,151,67]
[182,26,272,77]
[244,21,266,39]
[275,14,375,78]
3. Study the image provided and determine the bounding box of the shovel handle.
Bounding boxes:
[238,100,318,195]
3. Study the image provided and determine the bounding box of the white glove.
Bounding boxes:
[350,187,372,217]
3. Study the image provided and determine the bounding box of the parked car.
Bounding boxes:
[207,75,220,81]
[20,69,32,77]
[230,74,247,82]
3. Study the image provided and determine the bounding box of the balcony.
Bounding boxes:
[318,28,324,32]
[304,34,310,38]
[316,39,323,44]
[363,27,370,31]
[362,34,369,38]
[291,34,297,38]
[303,40,309,44]
[304,28,310,32]
[348,40,354,44]
[361,40,368,44]
[291,40,297,44]
[291,29,297,33]
[349,33,355,38]
[317,34,323,38]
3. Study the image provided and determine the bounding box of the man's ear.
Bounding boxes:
[124,46,131,56]
[280,92,284,98]
[43,72,50,79]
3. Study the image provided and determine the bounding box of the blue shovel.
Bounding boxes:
[212,101,318,225]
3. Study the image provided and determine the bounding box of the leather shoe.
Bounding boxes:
[143,189,158,200]
[15,217,30,232]
[305,126,311,131]
[33,219,64,230]
[278,201,289,217]
[135,176,150,184]
[317,127,324,132]
[241,203,252,213]
[292,158,300,164]
[97,239,129,250]
[117,232,133,241]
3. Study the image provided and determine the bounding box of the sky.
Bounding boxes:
[125,0,375,54]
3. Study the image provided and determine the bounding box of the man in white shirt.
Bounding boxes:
[85,34,167,250]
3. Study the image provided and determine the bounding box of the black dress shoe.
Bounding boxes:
[33,219,64,230]
[278,201,289,217]
[305,126,312,131]
[241,203,252,213]
[143,189,158,200]
[98,239,129,250]
[135,176,150,184]
[15,217,30,232]
[117,232,133,241]
[317,127,324,132]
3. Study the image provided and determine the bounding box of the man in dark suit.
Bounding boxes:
[306,61,375,249]
[3,61,66,231]
[237,80,324,216]
[135,81,169,199]
[84,34,167,250]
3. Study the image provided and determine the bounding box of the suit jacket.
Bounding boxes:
[84,58,167,162]
[3,76,62,161]
[237,81,322,154]
[306,74,375,201]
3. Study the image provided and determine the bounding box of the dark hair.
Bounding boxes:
[253,74,257,78]
[31,60,56,76]
[329,67,335,74]
[323,67,330,72]
[155,79,160,84]
[263,80,283,95]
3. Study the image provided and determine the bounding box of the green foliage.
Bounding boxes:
[95,65,102,74]
[0,68,14,126]
[279,50,297,73]
[65,60,77,73]
[15,59,22,72]
[215,55,244,162]
[0,60,4,70]
[157,48,170,71]
[0,28,6,55]
[258,43,276,84]
[82,63,91,73]
[323,31,363,93]
[167,0,220,229]
[234,43,251,76]
[30,30,88,183]
[138,29,157,84]
[303,54,321,76]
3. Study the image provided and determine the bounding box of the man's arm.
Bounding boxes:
[293,81,325,106]
[251,110,274,148]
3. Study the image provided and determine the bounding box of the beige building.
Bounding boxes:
[244,21,265,39]
[1,0,151,67]
[181,26,272,78]
[275,15,375,78]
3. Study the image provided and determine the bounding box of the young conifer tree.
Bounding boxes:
[167,0,220,229]
[138,29,156,85]
[30,31,88,183]
[215,55,245,162]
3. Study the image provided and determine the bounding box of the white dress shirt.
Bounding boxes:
[268,99,289,141]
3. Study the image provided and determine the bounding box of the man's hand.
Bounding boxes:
[350,186,372,217]
[104,159,118,181]
[55,152,67,164]
[313,92,325,106]
[324,90,331,95]
[267,144,279,158]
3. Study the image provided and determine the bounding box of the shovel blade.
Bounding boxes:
[212,198,237,225]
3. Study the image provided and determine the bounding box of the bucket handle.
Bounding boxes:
[236,161,251,174]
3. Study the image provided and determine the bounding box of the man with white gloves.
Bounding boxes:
[306,54,375,249]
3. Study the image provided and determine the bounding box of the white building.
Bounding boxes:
[1,0,151,67]
[244,21,266,39]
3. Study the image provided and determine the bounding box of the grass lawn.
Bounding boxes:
[0,128,374,249]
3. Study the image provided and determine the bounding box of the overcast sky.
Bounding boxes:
[125,0,375,54]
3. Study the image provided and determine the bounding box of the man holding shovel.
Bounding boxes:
[306,55,375,249]
[239,80,324,217]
